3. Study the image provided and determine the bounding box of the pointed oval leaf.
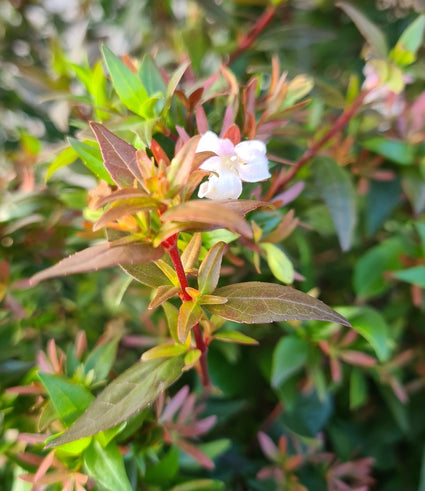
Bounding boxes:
[198,241,226,295]
[161,201,253,239]
[30,242,164,285]
[178,301,203,344]
[167,135,201,189]
[93,198,159,231]
[260,243,294,284]
[94,188,150,209]
[38,373,94,427]
[46,356,185,447]
[337,2,388,57]
[90,122,142,187]
[271,336,310,388]
[148,285,180,310]
[314,157,356,251]
[68,138,114,185]
[141,343,188,361]
[213,331,258,345]
[205,282,351,326]
[102,45,149,117]
[84,440,132,491]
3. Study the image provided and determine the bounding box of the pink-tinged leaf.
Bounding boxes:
[159,385,190,422]
[90,122,142,187]
[160,201,253,238]
[93,198,159,231]
[205,282,351,326]
[154,221,223,247]
[181,232,203,271]
[45,356,185,447]
[339,350,377,367]
[198,241,226,295]
[195,105,209,134]
[264,209,299,244]
[93,188,150,209]
[167,135,201,189]
[30,241,164,285]
[221,124,241,145]
[272,181,305,206]
[177,438,215,470]
[258,432,279,462]
[216,199,271,215]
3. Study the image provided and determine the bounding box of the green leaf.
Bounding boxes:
[391,15,425,66]
[350,368,368,409]
[46,356,185,447]
[313,157,356,251]
[213,330,258,345]
[362,137,415,165]
[102,45,149,117]
[271,336,310,388]
[84,440,132,491]
[366,179,402,235]
[141,343,188,361]
[120,262,171,288]
[416,222,425,258]
[353,236,406,298]
[205,282,351,326]
[336,306,391,361]
[260,243,294,284]
[37,372,94,427]
[45,146,78,181]
[170,480,225,491]
[337,2,388,57]
[84,337,120,382]
[178,301,203,343]
[138,54,167,97]
[392,265,425,288]
[198,241,226,295]
[68,138,114,184]
[144,446,179,484]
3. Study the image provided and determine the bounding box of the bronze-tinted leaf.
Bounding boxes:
[160,201,253,238]
[205,282,351,326]
[30,241,164,285]
[167,135,201,190]
[45,356,185,447]
[93,198,159,231]
[90,122,142,187]
[214,199,271,215]
[94,188,150,209]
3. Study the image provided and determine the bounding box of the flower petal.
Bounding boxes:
[199,156,222,172]
[198,171,242,200]
[235,140,267,165]
[197,131,234,156]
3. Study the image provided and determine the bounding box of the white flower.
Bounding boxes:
[196,131,270,200]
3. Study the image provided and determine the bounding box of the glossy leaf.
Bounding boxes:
[148,285,180,310]
[271,336,310,388]
[314,157,356,251]
[260,243,294,284]
[68,138,114,184]
[46,356,185,447]
[84,337,120,383]
[45,146,78,182]
[38,372,94,427]
[93,187,151,209]
[138,54,167,97]
[102,45,149,117]
[90,122,142,187]
[84,440,132,491]
[205,282,351,326]
[362,137,415,165]
[198,241,226,295]
[30,241,164,285]
[161,201,253,239]
[337,2,388,57]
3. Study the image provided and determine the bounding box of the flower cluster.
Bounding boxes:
[196,131,270,200]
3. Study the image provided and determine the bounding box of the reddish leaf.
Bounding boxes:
[30,241,164,285]
[167,136,201,189]
[93,198,159,231]
[90,122,142,187]
[93,188,150,209]
[160,201,253,238]
[205,282,351,326]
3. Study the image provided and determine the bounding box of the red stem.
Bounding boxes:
[165,234,211,388]
[265,91,369,200]
[227,6,278,66]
